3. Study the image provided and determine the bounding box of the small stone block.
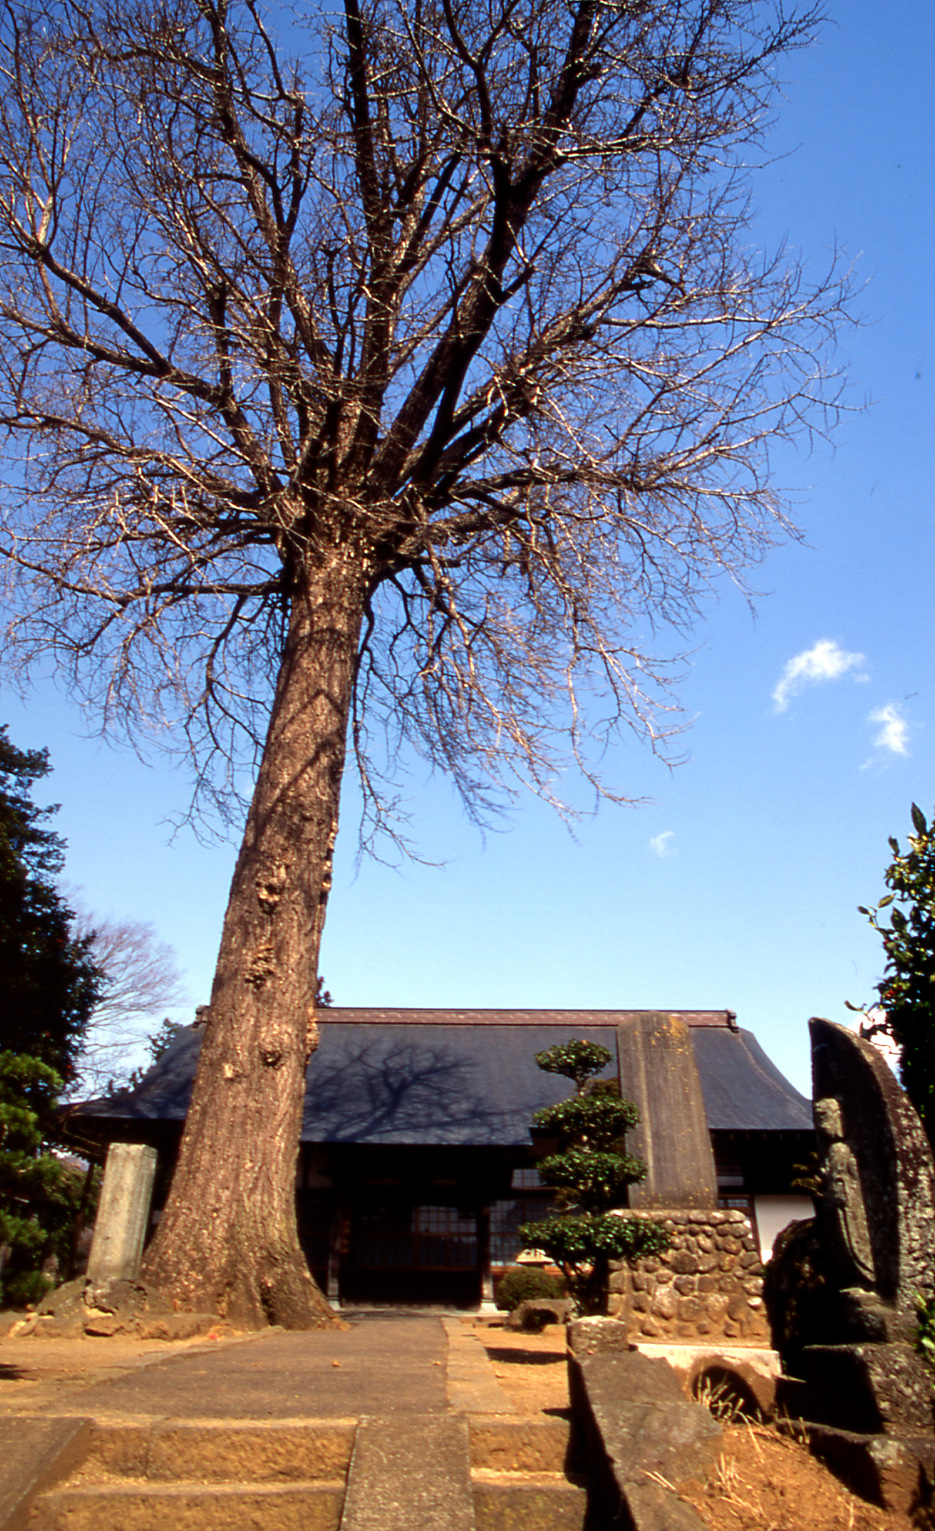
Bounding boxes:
[804,1424,935,1515]
[505,1299,572,1333]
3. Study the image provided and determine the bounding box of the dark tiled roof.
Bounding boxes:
[691,1027,813,1132]
[77,1008,811,1143]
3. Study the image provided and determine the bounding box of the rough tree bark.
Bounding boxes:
[142,544,366,1326]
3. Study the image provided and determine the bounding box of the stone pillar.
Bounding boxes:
[87,1142,158,1285]
[617,1012,717,1209]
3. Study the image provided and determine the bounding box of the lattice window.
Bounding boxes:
[490,1196,552,1265]
[355,1204,478,1269]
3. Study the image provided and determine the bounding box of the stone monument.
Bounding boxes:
[87,1142,158,1287]
[616,1012,717,1209]
[775,1018,935,1510]
[611,1012,767,1344]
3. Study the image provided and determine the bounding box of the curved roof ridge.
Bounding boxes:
[316,1007,737,1028]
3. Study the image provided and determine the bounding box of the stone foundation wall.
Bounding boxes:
[608,1209,770,1345]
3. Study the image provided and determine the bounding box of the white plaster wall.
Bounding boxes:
[753,1194,814,1262]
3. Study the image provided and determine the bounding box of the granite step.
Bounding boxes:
[24,1418,356,1531]
[76,1416,357,1481]
[471,1471,588,1531]
[22,1411,589,1531]
[469,1415,588,1531]
[29,1479,346,1531]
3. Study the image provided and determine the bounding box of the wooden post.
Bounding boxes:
[477,1205,493,1304]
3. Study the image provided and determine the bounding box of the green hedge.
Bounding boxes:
[494,1265,566,1312]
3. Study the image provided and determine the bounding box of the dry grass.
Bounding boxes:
[680,1422,930,1531]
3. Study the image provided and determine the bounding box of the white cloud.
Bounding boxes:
[649,830,676,858]
[869,702,909,756]
[772,638,866,712]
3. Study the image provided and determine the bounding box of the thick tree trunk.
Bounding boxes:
[141,546,365,1328]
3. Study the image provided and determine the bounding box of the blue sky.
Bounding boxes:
[2,0,933,1096]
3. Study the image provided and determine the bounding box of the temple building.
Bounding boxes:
[73,1008,815,1308]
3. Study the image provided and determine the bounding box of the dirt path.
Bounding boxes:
[0,1329,256,1415]
[472,1322,570,1415]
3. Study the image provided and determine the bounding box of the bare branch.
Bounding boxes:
[0,0,850,838]
[67,909,188,1093]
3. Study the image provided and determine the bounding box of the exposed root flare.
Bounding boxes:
[139,1253,346,1333]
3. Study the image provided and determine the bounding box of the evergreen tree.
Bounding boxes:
[520,1040,667,1315]
[0,728,101,1082]
[0,1051,88,1307]
[0,728,101,1306]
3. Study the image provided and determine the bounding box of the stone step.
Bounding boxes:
[81,1416,357,1482]
[24,1418,356,1531]
[469,1416,575,1474]
[468,1417,588,1530]
[24,1414,590,1531]
[472,1471,588,1531]
[339,1415,474,1531]
[29,1478,346,1531]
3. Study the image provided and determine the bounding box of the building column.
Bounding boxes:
[477,1205,493,1304]
[328,1195,350,1303]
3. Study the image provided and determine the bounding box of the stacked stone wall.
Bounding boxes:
[608,1208,769,1345]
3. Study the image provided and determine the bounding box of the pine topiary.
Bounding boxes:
[520,1040,668,1314]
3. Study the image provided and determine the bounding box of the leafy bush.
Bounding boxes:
[533,1093,640,1153]
[917,1294,935,1372]
[534,1041,620,1090]
[495,1265,566,1312]
[852,802,935,1146]
[525,1213,669,1266]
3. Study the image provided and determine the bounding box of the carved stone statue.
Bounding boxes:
[811,1016,935,1341]
[770,1019,935,1511]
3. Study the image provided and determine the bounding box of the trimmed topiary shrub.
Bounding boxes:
[494,1265,566,1312]
[520,1040,668,1314]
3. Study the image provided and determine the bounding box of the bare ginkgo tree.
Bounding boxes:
[0,0,849,1325]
